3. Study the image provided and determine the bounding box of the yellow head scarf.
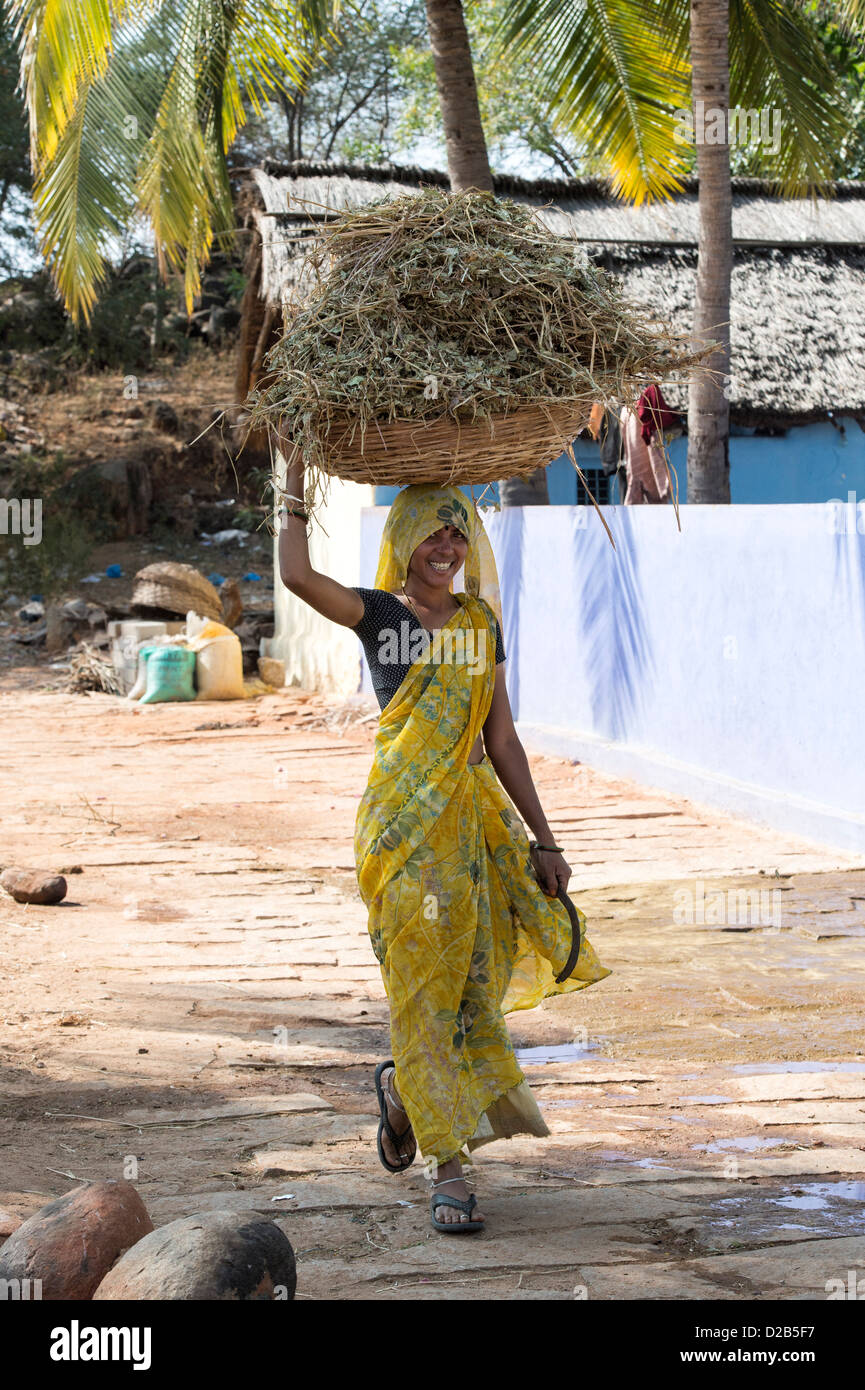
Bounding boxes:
[374,485,503,629]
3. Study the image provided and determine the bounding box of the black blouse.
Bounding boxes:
[351,587,506,711]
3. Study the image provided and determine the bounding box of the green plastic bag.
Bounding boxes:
[139,646,196,704]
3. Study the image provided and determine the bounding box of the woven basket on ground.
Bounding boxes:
[315,403,590,487]
[131,562,223,621]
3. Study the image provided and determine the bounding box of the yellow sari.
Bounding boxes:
[354,486,611,1164]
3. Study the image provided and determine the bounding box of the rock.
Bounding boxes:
[62,599,91,622]
[0,1208,22,1241]
[258,657,285,687]
[202,304,241,342]
[0,1181,152,1300]
[150,399,179,434]
[0,868,67,905]
[11,623,46,646]
[92,1211,296,1301]
[17,600,44,622]
[220,577,243,629]
[64,458,152,539]
[45,605,77,653]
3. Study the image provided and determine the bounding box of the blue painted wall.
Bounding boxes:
[357,499,865,851]
[372,416,865,507]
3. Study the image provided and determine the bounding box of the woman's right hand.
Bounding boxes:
[531,847,571,896]
[279,433,303,484]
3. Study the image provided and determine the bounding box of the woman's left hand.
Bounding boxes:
[531,848,571,896]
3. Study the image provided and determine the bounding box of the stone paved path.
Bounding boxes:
[1,688,864,1299]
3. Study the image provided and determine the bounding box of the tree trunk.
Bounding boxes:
[424,0,548,503]
[149,252,162,357]
[687,0,732,503]
[424,0,493,193]
[499,468,550,506]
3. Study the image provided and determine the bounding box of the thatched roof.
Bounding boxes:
[235,159,865,428]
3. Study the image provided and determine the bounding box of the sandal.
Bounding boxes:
[374,1059,416,1174]
[430,1176,484,1235]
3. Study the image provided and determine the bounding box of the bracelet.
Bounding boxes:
[529,841,564,854]
[278,504,309,524]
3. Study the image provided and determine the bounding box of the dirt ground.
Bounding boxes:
[1,680,865,1301]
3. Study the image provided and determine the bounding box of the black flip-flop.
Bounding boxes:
[430,1180,484,1235]
[374,1059,416,1173]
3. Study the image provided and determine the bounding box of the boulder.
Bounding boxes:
[0,1181,152,1300]
[1,868,67,905]
[92,1211,296,1301]
[64,457,152,539]
[258,657,285,687]
[0,1208,22,1241]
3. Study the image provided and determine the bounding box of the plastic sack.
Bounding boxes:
[139,646,197,704]
[127,635,189,700]
[195,634,244,700]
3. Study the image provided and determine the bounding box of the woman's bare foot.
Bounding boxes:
[430,1155,485,1226]
[380,1066,416,1168]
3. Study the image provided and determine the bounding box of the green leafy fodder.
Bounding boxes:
[246,187,708,486]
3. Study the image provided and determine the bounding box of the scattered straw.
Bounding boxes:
[65,644,122,695]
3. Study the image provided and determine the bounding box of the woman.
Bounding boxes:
[278,453,611,1235]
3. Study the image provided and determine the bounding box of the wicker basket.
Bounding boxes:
[131,562,223,621]
[314,403,590,486]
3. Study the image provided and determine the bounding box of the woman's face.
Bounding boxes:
[408,524,468,590]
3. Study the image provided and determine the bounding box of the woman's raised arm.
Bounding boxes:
[276,442,364,629]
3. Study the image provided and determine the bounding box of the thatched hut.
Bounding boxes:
[234,160,865,449]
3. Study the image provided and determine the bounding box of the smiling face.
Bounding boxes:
[407,524,468,591]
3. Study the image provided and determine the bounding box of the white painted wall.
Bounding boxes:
[357,501,865,853]
[266,465,373,695]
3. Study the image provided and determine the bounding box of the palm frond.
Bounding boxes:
[497,0,693,202]
[830,0,865,26]
[12,0,337,320]
[8,0,138,166]
[729,0,854,192]
[27,13,161,321]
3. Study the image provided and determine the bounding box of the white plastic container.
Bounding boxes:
[108,619,185,694]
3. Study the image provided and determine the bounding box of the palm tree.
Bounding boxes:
[425,0,494,192]
[7,0,332,324]
[423,1,549,503]
[688,0,731,502]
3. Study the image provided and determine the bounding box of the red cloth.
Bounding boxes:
[638,384,679,444]
[620,406,670,504]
